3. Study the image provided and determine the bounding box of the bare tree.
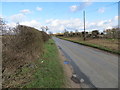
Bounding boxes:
[92,30,99,38]
[41,26,45,31]
[45,26,49,31]
[75,29,78,36]
[70,31,73,37]
[41,26,49,32]
[0,18,7,35]
[64,29,69,37]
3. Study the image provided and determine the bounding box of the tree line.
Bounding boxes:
[56,28,120,39]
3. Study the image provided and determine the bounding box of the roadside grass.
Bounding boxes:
[23,39,65,88]
[58,37,120,55]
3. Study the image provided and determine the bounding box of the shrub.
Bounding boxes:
[2,25,49,88]
[40,31,50,42]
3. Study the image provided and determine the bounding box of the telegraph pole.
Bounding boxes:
[83,11,86,41]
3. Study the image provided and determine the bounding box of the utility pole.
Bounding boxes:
[83,11,86,41]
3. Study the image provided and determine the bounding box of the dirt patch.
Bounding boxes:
[58,48,81,88]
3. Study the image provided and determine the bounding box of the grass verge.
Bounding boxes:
[58,37,120,55]
[23,39,65,88]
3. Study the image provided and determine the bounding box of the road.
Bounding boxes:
[53,37,118,88]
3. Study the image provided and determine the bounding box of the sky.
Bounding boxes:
[0,1,119,33]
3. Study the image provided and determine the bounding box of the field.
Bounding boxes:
[58,36,119,54]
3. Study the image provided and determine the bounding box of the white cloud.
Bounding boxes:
[20,9,31,14]
[106,26,113,29]
[70,5,78,12]
[46,18,83,33]
[7,16,117,34]
[20,20,42,30]
[36,7,43,11]
[9,13,26,23]
[114,16,118,21]
[88,16,117,31]
[6,10,118,34]
[98,7,105,13]
[45,16,118,33]
[0,14,3,18]
[6,20,42,31]
[7,22,16,27]
[70,2,92,12]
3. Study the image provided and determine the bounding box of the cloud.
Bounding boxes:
[0,14,3,18]
[97,20,111,26]
[88,16,117,30]
[20,9,31,14]
[7,22,16,27]
[98,7,105,13]
[9,13,26,23]
[45,16,117,33]
[20,20,42,30]
[46,18,83,33]
[7,16,117,34]
[36,7,43,11]
[70,5,78,12]
[70,2,92,12]
[7,20,42,30]
[114,16,118,21]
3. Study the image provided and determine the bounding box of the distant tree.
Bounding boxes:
[81,31,88,38]
[41,26,49,32]
[111,28,117,38]
[64,29,69,37]
[64,29,67,32]
[41,26,45,31]
[48,31,53,34]
[0,18,7,35]
[100,32,104,35]
[45,26,49,31]
[92,30,99,38]
[75,29,78,36]
[70,31,73,37]
[16,22,20,25]
[104,28,119,39]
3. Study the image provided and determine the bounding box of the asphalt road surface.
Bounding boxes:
[53,37,118,88]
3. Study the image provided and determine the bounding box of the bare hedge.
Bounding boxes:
[2,25,50,87]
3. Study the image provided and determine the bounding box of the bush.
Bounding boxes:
[2,25,49,88]
[40,31,50,42]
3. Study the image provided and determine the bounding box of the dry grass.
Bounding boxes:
[62,36,119,53]
[86,39,118,51]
